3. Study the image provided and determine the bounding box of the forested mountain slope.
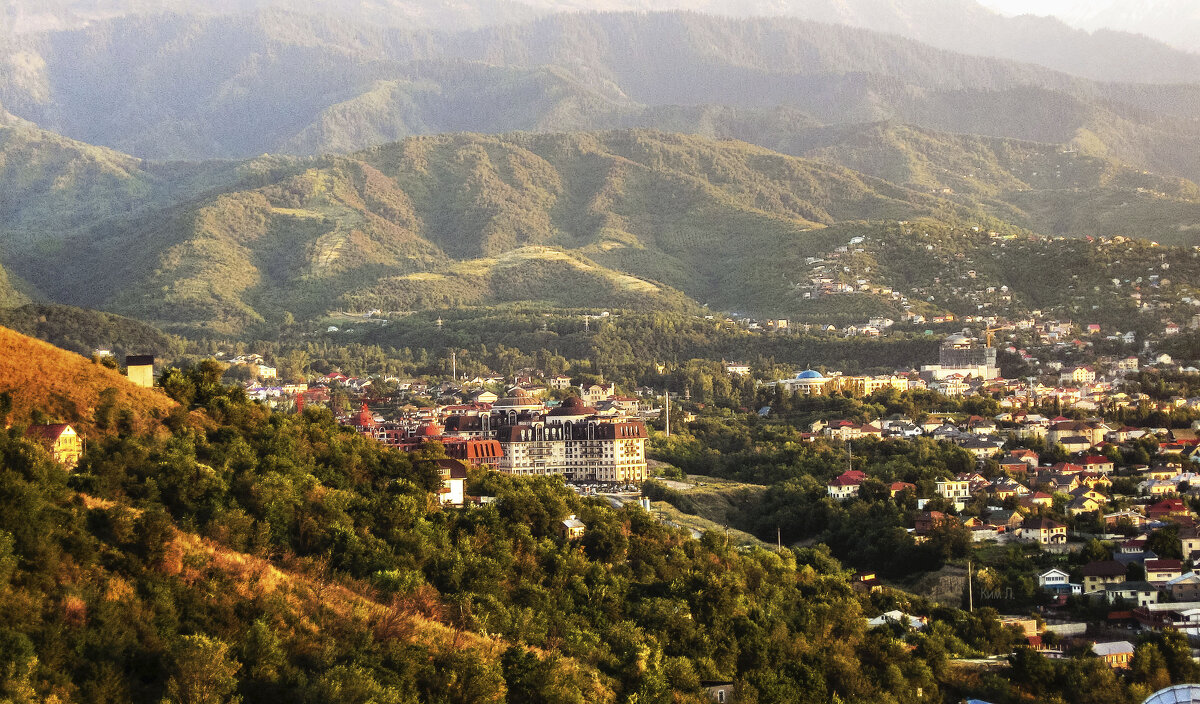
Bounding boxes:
[7,131,979,335]
[0,304,175,360]
[5,128,1200,335]
[0,120,249,248]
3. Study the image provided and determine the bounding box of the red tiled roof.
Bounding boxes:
[829,470,868,487]
[1145,559,1183,572]
[24,424,72,441]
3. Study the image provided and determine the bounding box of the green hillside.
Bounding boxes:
[0,303,174,359]
[0,344,1138,704]
[787,123,1200,244]
[6,128,1200,335]
[0,121,246,248]
[0,262,29,307]
[9,131,984,335]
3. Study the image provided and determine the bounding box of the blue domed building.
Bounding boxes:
[785,369,830,395]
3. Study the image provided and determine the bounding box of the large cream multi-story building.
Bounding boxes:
[834,375,911,396]
[494,397,647,483]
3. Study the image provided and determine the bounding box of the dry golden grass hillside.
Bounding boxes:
[0,325,174,435]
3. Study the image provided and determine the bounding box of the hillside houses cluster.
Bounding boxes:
[801,230,1200,344]
[824,408,1200,548]
[1033,513,1200,637]
[773,323,1199,409]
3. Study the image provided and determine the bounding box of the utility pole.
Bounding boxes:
[664,390,671,438]
[777,525,782,551]
[451,351,456,382]
[967,559,974,612]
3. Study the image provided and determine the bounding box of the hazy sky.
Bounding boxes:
[975,1,1107,18]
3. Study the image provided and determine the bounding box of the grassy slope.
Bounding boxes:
[0,325,174,435]
[647,474,769,549]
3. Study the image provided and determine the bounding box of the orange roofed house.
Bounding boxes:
[24,423,83,470]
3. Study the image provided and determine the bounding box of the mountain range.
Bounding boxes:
[2,6,1200,336]
[6,0,1200,82]
[4,129,970,334]
[979,0,1200,54]
[3,122,1200,336]
[2,9,1200,179]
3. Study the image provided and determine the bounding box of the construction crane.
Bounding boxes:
[984,325,1012,348]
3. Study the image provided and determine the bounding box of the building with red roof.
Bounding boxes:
[25,424,82,470]
[1082,455,1115,474]
[1147,498,1193,522]
[828,470,868,500]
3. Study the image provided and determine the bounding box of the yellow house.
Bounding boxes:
[1082,561,1126,594]
[1020,518,1066,544]
[1067,496,1102,516]
[24,423,83,470]
[1092,641,1134,669]
[558,515,586,540]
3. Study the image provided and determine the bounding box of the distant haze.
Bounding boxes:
[976,0,1200,52]
[7,1,1200,49]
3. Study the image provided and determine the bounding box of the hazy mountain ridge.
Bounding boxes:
[981,0,1200,54]
[6,9,1200,188]
[7,0,1200,84]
